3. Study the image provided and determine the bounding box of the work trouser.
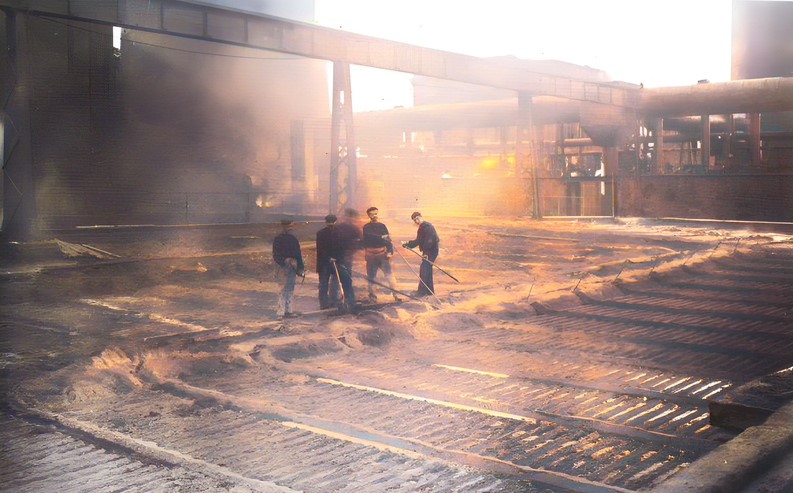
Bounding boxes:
[365,251,398,299]
[318,262,340,309]
[417,250,438,296]
[334,258,356,313]
[277,263,297,316]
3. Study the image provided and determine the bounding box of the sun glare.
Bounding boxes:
[314,0,732,111]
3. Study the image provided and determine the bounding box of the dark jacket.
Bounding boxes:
[315,224,336,272]
[406,221,439,256]
[332,221,362,262]
[272,232,304,272]
[362,221,394,254]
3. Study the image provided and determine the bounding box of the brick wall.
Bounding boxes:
[618,174,793,222]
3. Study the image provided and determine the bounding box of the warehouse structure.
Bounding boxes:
[2,0,793,241]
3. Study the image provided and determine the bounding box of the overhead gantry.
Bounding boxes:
[0,0,639,226]
[2,0,793,233]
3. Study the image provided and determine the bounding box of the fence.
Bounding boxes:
[537,177,614,217]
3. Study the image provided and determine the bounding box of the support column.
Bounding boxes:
[1,10,36,240]
[748,112,762,167]
[701,114,711,169]
[556,123,566,177]
[655,117,664,173]
[601,146,619,217]
[329,61,356,213]
[725,114,734,169]
[516,92,540,218]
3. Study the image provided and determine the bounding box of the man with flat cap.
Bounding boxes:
[315,213,340,309]
[402,211,439,297]
[272,218,304,318]
[331,208,362,313]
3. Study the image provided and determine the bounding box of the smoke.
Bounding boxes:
[117,32,330,219]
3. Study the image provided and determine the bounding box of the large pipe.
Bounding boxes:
[355,97,582,131]
[659,115,749,134]
[356,78,793,133]
[639,77,793,117]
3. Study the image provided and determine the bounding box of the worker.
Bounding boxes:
[402,211,439,297]
[272,218,304,318]
[362,206,400,303]
[331,208,362,313]
[316,214,341,309]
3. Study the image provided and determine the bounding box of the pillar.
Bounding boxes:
[701,114,711,169]
[748,112,762,167]
[1,10,36,240]
[329,61,357,213]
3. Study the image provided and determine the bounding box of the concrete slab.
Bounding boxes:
[710,367,793,431]
[652,400,793,493]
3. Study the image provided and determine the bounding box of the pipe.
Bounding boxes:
[639,77,793,117]
[355,97,582,132]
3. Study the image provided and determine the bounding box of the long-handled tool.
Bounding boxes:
[393,246,444,306]
[347,269,438,308]
[401,246,460,283]
[330,258,345,307]
[379,236,436,297]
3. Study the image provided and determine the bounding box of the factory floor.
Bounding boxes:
[2,216,792,492]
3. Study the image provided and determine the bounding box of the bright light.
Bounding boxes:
[314,0,733,110]
[112,26,122,50]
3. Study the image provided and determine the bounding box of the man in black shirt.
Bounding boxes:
[315,214,340,309]
[362,206,400,302]
[402,211,439,297]
[272,219,304,318]
[331,208,362,313]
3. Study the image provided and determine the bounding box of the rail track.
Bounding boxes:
[2,221,792,492]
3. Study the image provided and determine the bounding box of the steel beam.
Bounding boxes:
[748,113,762,167]
[0,0,639,107]
[329,61,356,213]
[701,115,711,168]
[516,93,540,218]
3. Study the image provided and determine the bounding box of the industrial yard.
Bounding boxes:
[3,217,793,492]
[3,1,793,491]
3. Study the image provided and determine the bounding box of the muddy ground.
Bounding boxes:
[2,216,793,492]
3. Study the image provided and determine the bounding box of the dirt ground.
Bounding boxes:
[2,216,793,492]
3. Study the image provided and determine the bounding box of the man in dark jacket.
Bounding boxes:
[330,208,362,313]
[402,211,439,297]
[315,214,340,309]
[362,206,400,302]
[272,219,304,318]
